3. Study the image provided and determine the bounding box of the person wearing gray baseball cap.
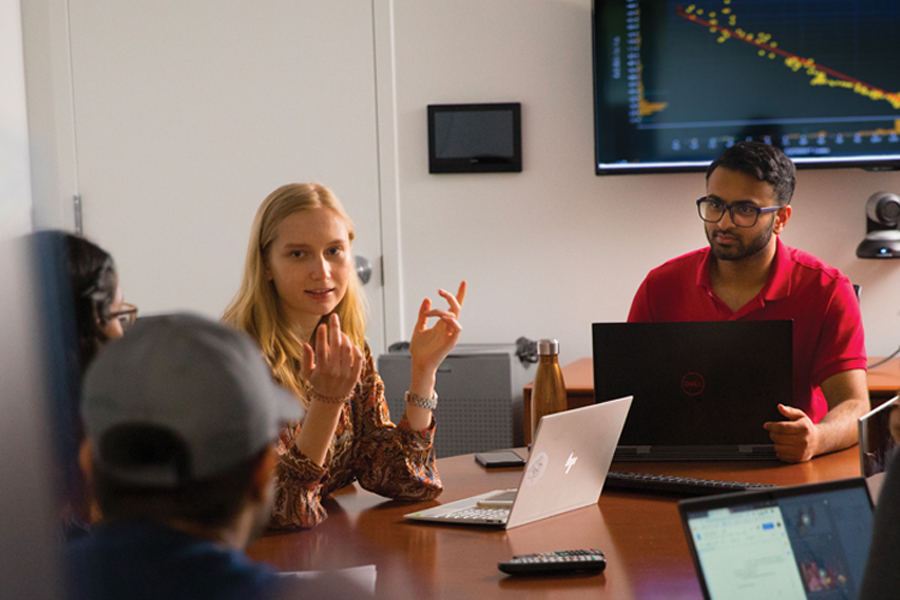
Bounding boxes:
[66,313,361,600]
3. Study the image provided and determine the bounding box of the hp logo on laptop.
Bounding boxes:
[565,452,578,474]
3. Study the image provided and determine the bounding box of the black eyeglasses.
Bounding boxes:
[696,196,781,228]
[107,303,138,331]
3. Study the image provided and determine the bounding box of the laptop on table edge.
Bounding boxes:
[858,395,899,503]
[403,396,632,529]
[592,321,793,461]
[679,477,874,599]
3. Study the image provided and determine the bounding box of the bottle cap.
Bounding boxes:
[537,339,559,355]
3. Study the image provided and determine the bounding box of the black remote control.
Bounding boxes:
[498,549,607,576]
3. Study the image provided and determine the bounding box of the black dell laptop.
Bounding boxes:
[592,321,793,461]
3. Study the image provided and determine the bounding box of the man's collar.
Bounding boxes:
[760,237,792,301]
[697,248,714,290]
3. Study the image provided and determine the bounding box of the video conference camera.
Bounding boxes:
[856,192,900,259]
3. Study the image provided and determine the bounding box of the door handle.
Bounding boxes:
[355,255,373,285]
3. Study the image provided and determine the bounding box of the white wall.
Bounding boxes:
[387,0,900,366]
[21,0,900,367]
[1,4,61,592]
[1,0,33,238]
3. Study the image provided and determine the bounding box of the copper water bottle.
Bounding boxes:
[531,339,567,441]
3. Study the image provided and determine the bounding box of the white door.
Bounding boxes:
[66,0,386,353]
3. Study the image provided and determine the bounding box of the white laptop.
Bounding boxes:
[404,396,632,529]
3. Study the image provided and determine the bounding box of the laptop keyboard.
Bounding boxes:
[605,470,776,496]
[444,507,510,523]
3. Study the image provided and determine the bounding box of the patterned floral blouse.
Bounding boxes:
[271,347,443,529]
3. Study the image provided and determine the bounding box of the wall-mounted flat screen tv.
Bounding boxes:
[593,0,900,175]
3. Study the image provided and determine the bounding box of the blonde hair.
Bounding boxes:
[223,183,367,403]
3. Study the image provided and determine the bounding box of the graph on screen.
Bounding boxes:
[594,0,900,173]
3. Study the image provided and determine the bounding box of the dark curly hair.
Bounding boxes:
[707,141,796,206]
[60,233,119,374]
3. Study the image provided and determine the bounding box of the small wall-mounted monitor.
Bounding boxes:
[428,103,522,173]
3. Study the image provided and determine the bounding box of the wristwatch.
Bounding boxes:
[405,390,438,410]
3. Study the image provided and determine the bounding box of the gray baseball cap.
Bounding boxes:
[82,313,304,487]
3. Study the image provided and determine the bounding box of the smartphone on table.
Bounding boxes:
[474,451,526,469]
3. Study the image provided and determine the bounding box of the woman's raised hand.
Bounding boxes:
[409,281,466,374]
[301,313,364,401]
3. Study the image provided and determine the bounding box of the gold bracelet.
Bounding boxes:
[307,388,353,405]
[405,390,438,410]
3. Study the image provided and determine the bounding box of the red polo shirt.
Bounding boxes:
[628,238,866,423]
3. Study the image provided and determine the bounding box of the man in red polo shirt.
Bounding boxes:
[628,141,868,463]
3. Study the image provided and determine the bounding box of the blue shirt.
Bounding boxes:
[67,521,284,600]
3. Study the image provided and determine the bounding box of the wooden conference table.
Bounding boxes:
[247,446,861,599]
[523,357,900,444]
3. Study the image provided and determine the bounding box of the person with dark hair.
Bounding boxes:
[628,141,868,462]
[64,232,137,531]
[33,231,137,537]
[67,314,363,600]
[61,232,137,372]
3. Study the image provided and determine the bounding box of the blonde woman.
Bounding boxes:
[224,183,465,528]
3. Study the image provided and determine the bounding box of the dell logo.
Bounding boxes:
[681,372,705,396]
[565,452,578,474]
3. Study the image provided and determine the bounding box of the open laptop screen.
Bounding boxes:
[679,478,873,600]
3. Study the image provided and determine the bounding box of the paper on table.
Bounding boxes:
[280,564,377,595]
